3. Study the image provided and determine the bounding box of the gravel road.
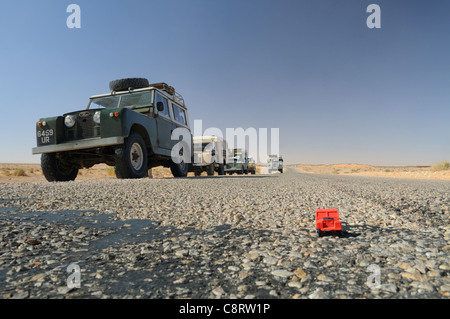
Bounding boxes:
[0,168,449,299]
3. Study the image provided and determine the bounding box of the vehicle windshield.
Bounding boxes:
[202,142,213,151]
[88,91,154,109]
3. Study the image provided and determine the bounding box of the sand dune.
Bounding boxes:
[291,163,449,180]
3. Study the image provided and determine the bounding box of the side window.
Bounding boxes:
[172,103,187,125]
[155,93,170,118]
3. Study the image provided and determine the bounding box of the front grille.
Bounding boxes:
[77,117,95,139]
[65,111,100,141]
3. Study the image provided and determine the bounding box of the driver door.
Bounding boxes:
[155,93,176,150]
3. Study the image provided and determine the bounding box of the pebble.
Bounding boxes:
[271,270,294,278]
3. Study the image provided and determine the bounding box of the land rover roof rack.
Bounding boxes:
[150,82,185,106]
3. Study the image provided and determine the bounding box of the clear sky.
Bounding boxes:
[0,0,449,165]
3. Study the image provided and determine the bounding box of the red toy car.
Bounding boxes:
[315,209,342,237]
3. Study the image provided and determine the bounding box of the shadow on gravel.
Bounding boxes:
[0,210,284,298]
[1,209,262,252]
[2,209,163,249]
[340,222,435,240]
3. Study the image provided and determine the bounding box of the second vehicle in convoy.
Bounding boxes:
[192,135,227,176]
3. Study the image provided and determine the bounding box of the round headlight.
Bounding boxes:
[64,115,76,128]
[93,111,101,124]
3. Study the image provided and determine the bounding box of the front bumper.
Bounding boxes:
[32,136,124,155]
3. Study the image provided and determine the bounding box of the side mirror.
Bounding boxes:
[156,101,164,112]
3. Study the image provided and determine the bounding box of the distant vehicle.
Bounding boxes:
[225,149,249,175]
[192,135,227,176]
[32,78,192,181]
[315,209,342,237]
[267,154,283,173]
[248,156,256,174]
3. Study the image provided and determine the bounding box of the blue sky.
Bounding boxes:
[0,0,449,165]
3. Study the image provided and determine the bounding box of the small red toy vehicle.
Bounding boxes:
[315,209,342,237]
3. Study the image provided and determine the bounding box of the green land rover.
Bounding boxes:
[32,78,192,181]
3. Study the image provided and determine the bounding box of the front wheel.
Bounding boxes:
[114,133,148,179]
[41,153,79,182]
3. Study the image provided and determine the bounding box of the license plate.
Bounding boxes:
[37,129,54,144]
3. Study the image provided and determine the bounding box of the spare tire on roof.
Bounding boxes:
[109,78,149,92]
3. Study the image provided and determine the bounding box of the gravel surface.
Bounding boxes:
[0,169,449,299]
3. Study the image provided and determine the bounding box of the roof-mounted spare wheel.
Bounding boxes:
[109,78,150,92]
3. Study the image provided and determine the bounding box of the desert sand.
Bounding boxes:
[291,163,449,180]
[0,163,266,183]
[0,163,448,183]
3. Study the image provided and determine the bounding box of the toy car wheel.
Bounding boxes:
[316,229,321,237]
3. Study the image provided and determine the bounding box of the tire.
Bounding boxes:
[218,163,225,175]
[114,133,148,179]
[109,78,149,92]
[170,141,189,178]
[207,164,215,176]
[41,153,78,182]
[170,160,188,177]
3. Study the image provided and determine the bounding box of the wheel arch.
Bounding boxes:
[129,124,153,155]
